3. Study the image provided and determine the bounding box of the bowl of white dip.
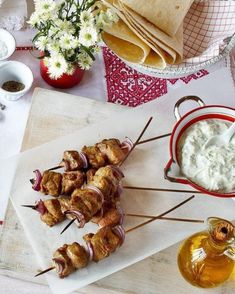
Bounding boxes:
[164,96,235,197]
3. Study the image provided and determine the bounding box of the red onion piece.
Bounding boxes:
[53,258,65,276]
[116,202,124,225]
[112,225,125,246]
[109,165,124,180]
[86,241,94,262]
[35,199,47,215]
[121,137,134,152]
[65,210,86,228]
[79,152,88,169]
[32,169,42,191]
[86,185,104,203]
[114,184,123,199]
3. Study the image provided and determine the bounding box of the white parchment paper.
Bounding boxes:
[6,68,235,294]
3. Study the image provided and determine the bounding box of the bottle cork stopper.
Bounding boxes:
[211,221,234,243]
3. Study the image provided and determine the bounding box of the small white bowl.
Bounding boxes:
[0,61,34,101]
[0,28,16,61]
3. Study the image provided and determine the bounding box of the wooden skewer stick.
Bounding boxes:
[60,218,76,235]
[137,132,171,145]
[30,129,170,181]
[125,213,204,223]
[119,117,153,167]
[35,266,55,277]
[21,204,37,210]
[126,195,195,233]
[123,186,202,194]
[35,195,197,277]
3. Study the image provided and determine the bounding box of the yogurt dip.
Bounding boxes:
[178,119,235,193]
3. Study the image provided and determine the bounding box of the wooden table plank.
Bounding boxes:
[0,88,232,294]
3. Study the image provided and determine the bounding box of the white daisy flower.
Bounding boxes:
[77,52,93,70]
[60,34,79,50]
[55,19,75,35]
[47,54,68,79]
[34,36,49,51]
[80,11,94,26]
[27,12,40,27]
[35,0,56,14]
[47,41,61,55]
[66,63,76,75]
[79,26,98,47]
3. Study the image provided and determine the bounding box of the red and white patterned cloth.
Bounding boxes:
[103,47,209,107]
[183,1,235,63]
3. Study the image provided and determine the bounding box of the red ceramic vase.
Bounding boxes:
[40,59,85,89]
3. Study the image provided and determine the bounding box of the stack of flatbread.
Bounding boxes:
[101,0,194,69]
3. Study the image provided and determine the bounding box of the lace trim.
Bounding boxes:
[0,15,26,31]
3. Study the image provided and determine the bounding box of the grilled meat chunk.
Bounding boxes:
[70,188,103,223]
[53,242,88,278]
[83,226,121,262]
[60,151,85,171]
[61,171,84,195]
[40,199,65,227]
[98,208,121,228]
[96,139,127,165]
[82,145,106,169]
[40,171,62,197]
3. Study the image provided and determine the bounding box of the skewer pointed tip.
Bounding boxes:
[35,266,55,277]
[60,218,76,235]
[21,204,36,210]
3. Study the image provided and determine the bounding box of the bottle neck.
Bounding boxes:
[207,234,229,254]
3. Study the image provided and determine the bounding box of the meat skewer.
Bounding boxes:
[31,169,85,197]
[39,137,135,174]
[42,131,171,172]
[59,117,153,233]
[24,165,124,228]
[35,195,196,278]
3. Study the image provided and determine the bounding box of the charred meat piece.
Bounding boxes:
[98,208,121,228]
[86,168,96,182]
[40,199,65,227]
[53,242,88,278]
[70,188,103,223]
[40,171,62,197]
[96,139,127,165]
[83,226,121,262]
[82,145,106,169]
[36,197,70,227]
[89,166,122,199]
[61,171,84,195]
[60,151,85,171]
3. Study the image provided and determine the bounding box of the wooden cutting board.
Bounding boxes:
[0,88,231,294]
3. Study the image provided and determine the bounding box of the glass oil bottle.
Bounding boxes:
[178,217,235,288]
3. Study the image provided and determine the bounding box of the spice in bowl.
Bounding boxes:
[1,81,25,92]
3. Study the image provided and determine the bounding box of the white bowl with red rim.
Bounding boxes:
[164,96,235,198]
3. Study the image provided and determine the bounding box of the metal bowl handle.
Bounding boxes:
[174,96,205,122]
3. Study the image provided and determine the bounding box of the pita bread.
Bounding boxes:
[116,0,183,64]
[115,1,180,64]
[102,1,167,68]
[103,19,151,64]
[121,0,194,37]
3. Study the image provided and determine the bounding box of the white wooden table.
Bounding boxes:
[0,88,234,294]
